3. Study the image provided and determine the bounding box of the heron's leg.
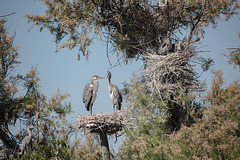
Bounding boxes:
[113,105,115,112]
[90,106,92,116]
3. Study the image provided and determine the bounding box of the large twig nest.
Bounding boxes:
[75,111,133,135]
[145,49,197,97]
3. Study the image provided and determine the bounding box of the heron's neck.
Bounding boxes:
[92,80,99,85]
[92,80,99,92]
[107,76,113,92]
[27,127,31,137]
[107,75,111,85]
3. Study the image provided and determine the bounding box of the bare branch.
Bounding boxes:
[0,12,16,18]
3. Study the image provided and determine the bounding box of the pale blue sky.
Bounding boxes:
[1,0,240,150]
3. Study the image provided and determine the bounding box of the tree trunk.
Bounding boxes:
[0,127,19,150]
[99,132,110,160]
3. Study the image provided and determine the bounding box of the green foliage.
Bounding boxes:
[8,77,83,160]
[0,19,21,124]
[173,70,240,159]
[122,76,168,128]
[225,33,240,69]
[0,19,42,150]
[74,135,102,160]
[229,48,240,68]
[47,89,71,115]
[0,19,102,160]
[119,70,240,159]
[119,75,200,159]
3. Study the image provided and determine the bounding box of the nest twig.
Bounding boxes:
[75,111,133,135]
[145,49,197,97]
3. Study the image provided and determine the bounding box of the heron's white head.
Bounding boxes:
[91,75,104,82]
[27,125,35,130]
[26,125,35,134]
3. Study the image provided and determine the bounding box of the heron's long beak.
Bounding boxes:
[98,77,104,79]
[28,125,36,129]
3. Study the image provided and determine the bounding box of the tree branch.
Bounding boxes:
[0,12,16,18]
[0,127,19,149]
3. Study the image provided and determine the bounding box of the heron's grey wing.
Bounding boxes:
[158,37,171,54]
[118,89,123,103]
[21,136,30,154]
[83,83,93,111]
[29,139,33,154]
[113,85,122,102]
[21,138,26,154]
[112,85,122,110]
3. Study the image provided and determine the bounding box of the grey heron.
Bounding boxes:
[175,40,185,52]
[157,31,172,55]
[157,37,171,54]
[83,75,104,115]
[21,125,34,155]
[107,71,122,112]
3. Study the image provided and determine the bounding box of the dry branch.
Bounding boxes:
[75,111,133,135]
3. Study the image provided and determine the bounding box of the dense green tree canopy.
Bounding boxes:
[0,19,75,159]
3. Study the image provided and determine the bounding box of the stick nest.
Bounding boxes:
[75,111,132,135]
[145,49,197,96]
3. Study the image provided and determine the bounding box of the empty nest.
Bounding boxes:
[75,111,132,135]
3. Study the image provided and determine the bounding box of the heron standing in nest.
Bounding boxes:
[107,71,122,112]
[83,75,104,115]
